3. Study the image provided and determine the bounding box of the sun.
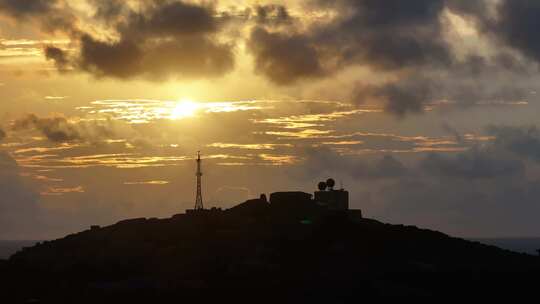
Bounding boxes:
[170,98,199,119]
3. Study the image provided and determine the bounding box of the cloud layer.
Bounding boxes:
[2,0,540,115]
[38,1,235,80]
[12,114,124,143]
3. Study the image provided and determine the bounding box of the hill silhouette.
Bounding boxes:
[1,193,539,301]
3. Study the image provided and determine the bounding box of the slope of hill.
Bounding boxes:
[0,240,40,259]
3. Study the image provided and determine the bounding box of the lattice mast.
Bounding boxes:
[194,151,204,210]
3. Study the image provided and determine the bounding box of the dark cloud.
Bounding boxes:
[420,151,524,179]
[12,114,117,143]
[299,147,408,180]
[243,0,537,116]
[0,128,5,141]
[0,0,77,34]
[353,56,533,116]
[79,34,233,80]
[373,155,408,178]
[246,0,527,116]
[247,0,450,85]
[300,136,524,182]
[440,0,540,74]
[0,0,53,17]
[446,1,540,69]
[441,123,463,144]
[78,35,143,79]
[53,1,235,80]
[318,0,450,70]
[248,27,324,85]
[13,114,81,142]
[253,4,291,25]
[5,0,540,116]
[45,46,69,72]
[487,125,540,162]
[372,79,434,116]
[491,1,540,63]
[120,1,217,38]
[90,0,125,21]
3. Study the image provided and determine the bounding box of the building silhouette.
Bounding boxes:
[183,153,359,219]
[313,178,349,210]
[216,177,361,222]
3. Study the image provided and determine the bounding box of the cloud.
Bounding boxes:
[13,114,82,142]
[316,0,450,70]
[487,125,540,162]
[241,0,538,116]
[252,4,291,26]
[0,128,5,141]
[4,0,540,115]
[44,46,69,72]
[0,0,54,17]
[487,1,540,64]
[0,0,77,34]
[78,34,234,80]
[247,0,450,84]
[248,27,324,84]
[419,151,524,179]
[119,1,217,38]
[299,147,409,180]
[76,35,143,79]
[300,125,529,182]
[42,1,235,80]
[89,0,125,22]
[12,114,117,143]
[352,56,533,115]
[355,79,434,116]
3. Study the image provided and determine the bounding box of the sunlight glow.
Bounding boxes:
[85,99,272,123]
[170,99,199,119]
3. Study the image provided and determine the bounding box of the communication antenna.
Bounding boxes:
[194,151,204,210]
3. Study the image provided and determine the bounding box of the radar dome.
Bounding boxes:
[318,181,327,191]
[326,178,335,189]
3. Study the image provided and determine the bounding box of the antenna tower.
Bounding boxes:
[194,151,204,210]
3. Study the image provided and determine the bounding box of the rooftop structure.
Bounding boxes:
[313,178,349,210]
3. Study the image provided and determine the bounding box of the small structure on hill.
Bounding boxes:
[182,174,361,221]
[264,178,358,216]
[314,178,349,210]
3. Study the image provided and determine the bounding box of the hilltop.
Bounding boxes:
[1,192,539,301]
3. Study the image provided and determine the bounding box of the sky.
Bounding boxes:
[1,0,540,240]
